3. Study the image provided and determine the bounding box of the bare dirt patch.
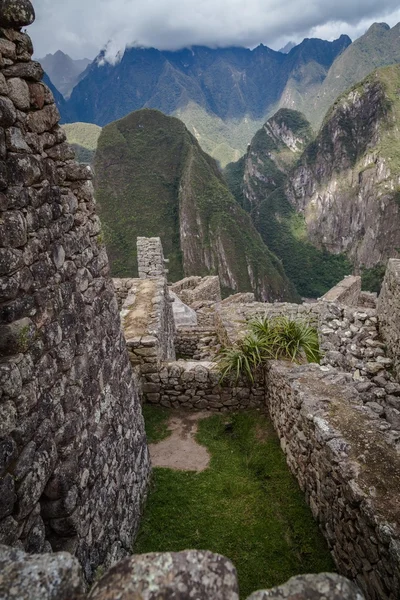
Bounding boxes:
[149,411,211,472]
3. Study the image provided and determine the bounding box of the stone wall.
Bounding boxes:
[321,275,361,306]
[0,9,150,582]
[144,360,265,411]
[175,327,219,360]
[266,361,400,600]
[377,259,400,380]
[137,236,168,279]
[112,277,137,309]
[123,277,176,370]
[170,275,222,304]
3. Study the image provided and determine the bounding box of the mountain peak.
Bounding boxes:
[365,22,391,35]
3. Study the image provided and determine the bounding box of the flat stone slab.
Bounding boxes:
[149,412,210,472]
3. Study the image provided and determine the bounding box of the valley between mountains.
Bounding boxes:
[42,21,400,301]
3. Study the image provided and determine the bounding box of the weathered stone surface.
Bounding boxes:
[26,104,60,133]
[7,153,41,185]
[7,77,30,110]
[378,259,400,381]
[0,545,84,600]
[89,551,239,600]
[0,95,16,127]
[28,82,45,109]
[0,474,15,519]
[247,573,365,600]
[6,126,31,152]
[3,61,43,81]
[0,1,35,29]
[0,317,35,355]
[0,39,16,60]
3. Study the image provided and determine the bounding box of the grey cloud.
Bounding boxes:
[29,0,400,60]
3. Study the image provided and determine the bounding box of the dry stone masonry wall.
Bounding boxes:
[137,236,169,279]
[0,6,150,582]
[378,258,400,381]
[145,361,265,411]
[266,361,400,600]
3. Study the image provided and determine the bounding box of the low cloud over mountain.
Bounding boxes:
[31,0,400,61]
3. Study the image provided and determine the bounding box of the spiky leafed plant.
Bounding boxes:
[217,315,321,383]
[217,332,274,383]
[264,315,321,364]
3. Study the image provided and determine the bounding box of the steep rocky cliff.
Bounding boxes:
[226,109,351,297]
[305,23,400,129]
[94,109,298,301]
[287,65,400,271]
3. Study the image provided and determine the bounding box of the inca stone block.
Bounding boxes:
[88,551,239,600]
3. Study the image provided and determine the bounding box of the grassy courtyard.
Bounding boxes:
[134,406,334,598]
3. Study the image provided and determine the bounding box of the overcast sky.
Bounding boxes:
[30,0,400,61]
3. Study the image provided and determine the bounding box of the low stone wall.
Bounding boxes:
[321,275,361,306]
[144,361,265,410]
[170,275,221,304]
[175,327,219,360]
[112,277,137,309]
[123,277,175,369]
[377,259,400,380]
[216,301,319,346]
[266,361,400,600]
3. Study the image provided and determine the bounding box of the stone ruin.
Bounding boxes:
[118,242,400,600]
[0,2,399,598]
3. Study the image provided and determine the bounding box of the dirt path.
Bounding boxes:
[149,412,211,472]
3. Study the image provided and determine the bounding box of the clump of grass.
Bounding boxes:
[141,404,172,443]
[135,409,335,598]
[217,316,321,383]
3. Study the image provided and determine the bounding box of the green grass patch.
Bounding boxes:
[135,409,335,598]
[142,404,172,444]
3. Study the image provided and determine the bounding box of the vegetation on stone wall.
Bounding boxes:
[136,408,334,598]
[217,316,321,383]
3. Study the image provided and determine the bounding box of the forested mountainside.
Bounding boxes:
[225,109,352,298]
[94,109,298,301]
[64,36,350,166]
[62,122,102,164]
[226,65,400,296]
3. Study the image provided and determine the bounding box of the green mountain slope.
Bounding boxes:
[94,109,298,302]
[63,122,102,164]
[304,23,400,127]
[225,109,352,297]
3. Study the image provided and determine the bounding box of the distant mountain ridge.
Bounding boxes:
[58,22,400,166]
[63,36,350,165]
[39,50,91,98]
[279,22,400,128]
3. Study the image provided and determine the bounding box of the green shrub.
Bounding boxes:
[216,316,321,382]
